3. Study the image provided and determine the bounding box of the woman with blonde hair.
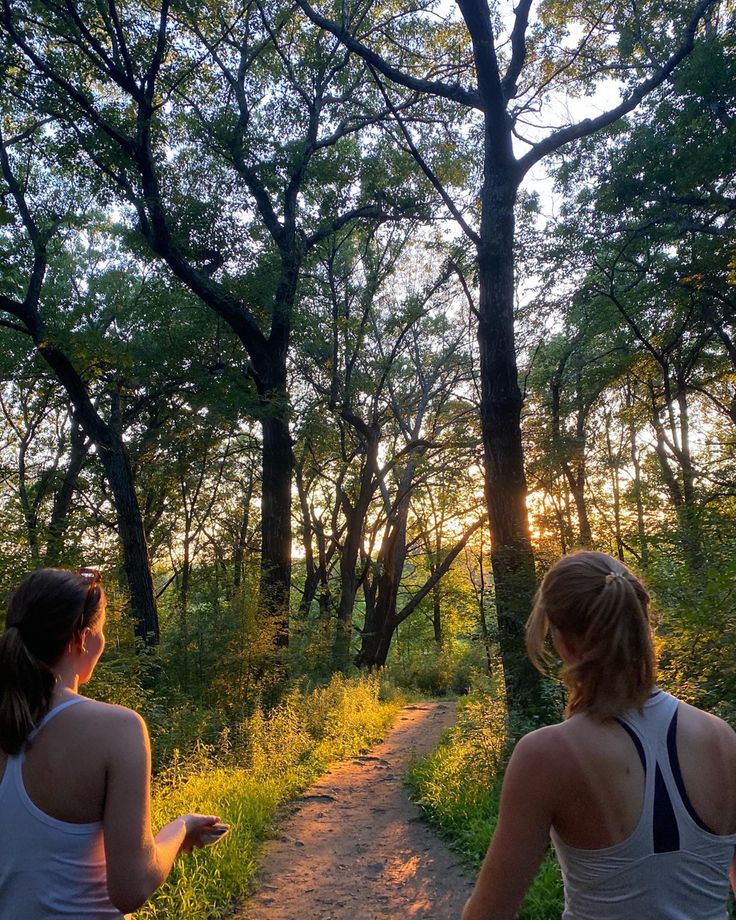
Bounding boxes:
[463,550,736,920]
[0,568,223,919]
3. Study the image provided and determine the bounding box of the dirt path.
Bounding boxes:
[237,701,474,920]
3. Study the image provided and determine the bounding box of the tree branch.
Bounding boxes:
[517,0,717,175]
[293,0,482,109]
[369,66,481,245]
[395,515,487,625]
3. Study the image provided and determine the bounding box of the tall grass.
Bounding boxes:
[406,687,564,920]
[409,687,736,920]
[136,674,401,919]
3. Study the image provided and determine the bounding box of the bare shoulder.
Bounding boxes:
[500,723,570,822]
[508,722,569,775]
[516,721,566,750]
[73,699,149,754]
[77,698,146,726]
[677,699,736,753]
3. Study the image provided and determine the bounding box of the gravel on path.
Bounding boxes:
[237,700,474,920]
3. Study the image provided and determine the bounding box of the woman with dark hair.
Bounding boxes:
[0,568,222,919]
[462,550,736,920]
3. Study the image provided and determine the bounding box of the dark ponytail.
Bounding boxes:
[0,626,56,754]
[0,568,104,754]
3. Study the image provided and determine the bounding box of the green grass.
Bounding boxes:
[135,674,402,919]
[406,691,564,920]
[408,691,736,920]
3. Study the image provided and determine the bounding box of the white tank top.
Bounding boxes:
[550,691,736,920]
[0,697,124,919]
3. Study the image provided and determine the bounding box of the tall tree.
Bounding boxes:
[294,0,716,715]
[0,0,414,649]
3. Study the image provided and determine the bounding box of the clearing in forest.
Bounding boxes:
[237,701,473,919]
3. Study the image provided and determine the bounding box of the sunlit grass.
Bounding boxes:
[409,687,736,920]
[135,674,401,919]
[406,689,564,920]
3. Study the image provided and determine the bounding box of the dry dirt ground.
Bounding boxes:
[236,701,474,920]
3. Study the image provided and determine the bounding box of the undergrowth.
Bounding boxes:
[135,673,401,919]
[406,687,564,920]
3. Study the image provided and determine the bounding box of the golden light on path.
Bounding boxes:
[241,703,473,918]
[385,853,421,883]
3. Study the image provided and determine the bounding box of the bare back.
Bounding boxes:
[0,696,132,824]
[546,695,736,849]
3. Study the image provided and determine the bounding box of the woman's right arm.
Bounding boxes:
[102,708,217,914]
[461,730,555,920]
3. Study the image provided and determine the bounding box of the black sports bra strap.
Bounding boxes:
[614,717,647,773]
[666,708,715,834]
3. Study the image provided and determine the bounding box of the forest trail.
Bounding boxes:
[237,701,474,920]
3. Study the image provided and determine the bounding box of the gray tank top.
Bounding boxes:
[0,697,124,919]
[550,691,736,920]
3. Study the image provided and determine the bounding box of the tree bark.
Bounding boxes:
[476,548,494,679]
[676,385,704,574]
[605,413,625,561]
[648,376,703,575]
[333,421,380,671]
[233,470,254,591]
[36,347,159,643]
[626,381,649,568]
[477,166,546,718]
[432,581,442,646]
[259,409,293,648]
[98,444,159,643]
[358,516,486,669]
[357,504,409,669]
[45,417,89,566]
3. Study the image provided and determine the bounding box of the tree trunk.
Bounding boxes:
[626,384,649,569]
[477,167,546,721]
[566,470,592,547]
[432,581,442,646]
[603,412,624,561]
[232,472,253,591]
[260,409,293,648]
[333,420,380,671]
[98,446,159,643]
[30,341,159,645]
[17,437,41,567]
[179,537,191,687]
[477,553,494,679]
[359,511,409,669]
[355,459,414,669]
[317,523,332,619]
[649,376,703,575]
[359,516,487,669]
[333,508,364,670]
[295,461,317,619]
[676,386,704,575]
[45,418,89,566]
[551,369,592,547]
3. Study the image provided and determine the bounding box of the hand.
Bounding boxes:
[179,814,220,853]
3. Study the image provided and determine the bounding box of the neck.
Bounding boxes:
[52,662,81,699]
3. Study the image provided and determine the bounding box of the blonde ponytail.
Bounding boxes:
[526,551,654,720]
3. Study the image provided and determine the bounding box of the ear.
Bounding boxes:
[74,627,90,654]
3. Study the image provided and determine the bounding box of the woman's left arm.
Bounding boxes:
[462,729,556,920]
